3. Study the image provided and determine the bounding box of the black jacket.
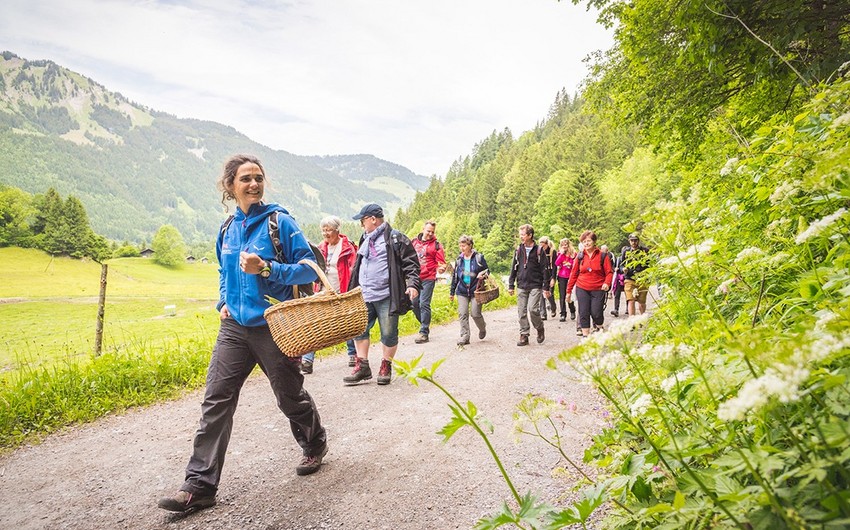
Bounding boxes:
[508,243,550,291]
[348,222,422,316]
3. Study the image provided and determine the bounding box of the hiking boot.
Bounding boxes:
[576,329,583,337]
[414,333,429,344]
[570,311,576,321]
[478,328,486,340]
[457,339,470,346]
[157,490,216,513]
[541,313,548,321]
[537,327,545,344]
[296,444,328,476]
[300,360,313,375]
[550,308,557,317]
[348,355,356,367]
[517,334,529,346]
[343,357,371,385]
[610,310,619,317]
[592,325,602,333]
[559,315,566,322]
[377,359,392,385]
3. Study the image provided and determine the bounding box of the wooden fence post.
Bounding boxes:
[95,263,108,356]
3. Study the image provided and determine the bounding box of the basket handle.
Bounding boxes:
[297,258,336,295]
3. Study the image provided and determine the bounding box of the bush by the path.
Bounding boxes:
[555,78,850,527]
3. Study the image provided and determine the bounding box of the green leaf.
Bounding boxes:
[673,490,685,510]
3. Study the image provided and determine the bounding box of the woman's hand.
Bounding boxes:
[449,295,454,303]
[240,251,266,274]
[601,283,610,291]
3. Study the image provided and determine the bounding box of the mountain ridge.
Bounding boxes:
[0,51,429,243]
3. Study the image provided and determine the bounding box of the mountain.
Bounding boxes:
[0,51,429,243]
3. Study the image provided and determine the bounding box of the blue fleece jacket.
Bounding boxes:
[216,203,317,327]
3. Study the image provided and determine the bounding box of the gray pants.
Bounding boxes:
[516,288,544,336]
[182,318,326,496]
[457,295,485,342]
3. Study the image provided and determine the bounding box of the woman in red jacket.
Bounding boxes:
[566,231,613,337]
[301,215,359,373]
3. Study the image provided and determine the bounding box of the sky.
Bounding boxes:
[1,0,613,177]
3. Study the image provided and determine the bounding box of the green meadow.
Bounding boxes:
[0,247,221,371]
[0,246,513,449]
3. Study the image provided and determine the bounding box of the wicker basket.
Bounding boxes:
[264,259,368,357]
[474,275,500,305]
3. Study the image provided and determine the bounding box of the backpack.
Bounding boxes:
[513,243,545,271]
[575,249,608,272]
[220,212,325,297]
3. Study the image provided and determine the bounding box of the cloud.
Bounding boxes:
[1,0,612,176]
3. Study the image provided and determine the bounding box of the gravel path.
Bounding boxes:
[0,306,611,529]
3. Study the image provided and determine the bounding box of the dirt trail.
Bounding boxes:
[0,306,610,529]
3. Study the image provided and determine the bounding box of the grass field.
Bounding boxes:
[0,247,221,371]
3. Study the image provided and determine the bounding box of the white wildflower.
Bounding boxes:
[813,310,838,330]
[832,112,850,128]
[806,331,850,363]
[658,239,714,269]
[661,368,693,392]
[630,393,653,417]
[720,158,739,177]
[716,277,736,295]
[765,218,792,239]
[729,203,742,217]
[598,350,624,373]
[769,180,801,205]
[767,251,791,268]
[735,247,765,264]
[717,365,810,421]
[795,208,848,244]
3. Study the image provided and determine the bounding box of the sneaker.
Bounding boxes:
[377,359,392,385]
[536,327,545,344]
[550,308,557,317]
[541,313,548,321]
[457,339,470,346]
[517,335,529,346]
[559,315,566,322]
[478,328,486,340]
[296,444,328,476]
[576,329,583,337]
[610,310,619,317]
[343,357,372,385]
[592,325,602,333]
[300,360,313,374]
[414,333,429,344]
[348,355,356,367]
[570,311,576,321]
[157,490,216,513]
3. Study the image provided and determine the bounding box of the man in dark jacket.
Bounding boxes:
[507,224,551,346]
[345,203,421,386]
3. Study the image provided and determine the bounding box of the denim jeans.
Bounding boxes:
[412,279,436,336]
[182,318,326,495]
[302,338,354,363]
[354,297,399,347]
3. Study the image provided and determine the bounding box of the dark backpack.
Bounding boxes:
[220,212,325,297]
[513,243,546,271]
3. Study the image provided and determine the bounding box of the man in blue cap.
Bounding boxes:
[344,203,421,385]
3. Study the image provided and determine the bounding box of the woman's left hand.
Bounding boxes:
[601,283,610,291]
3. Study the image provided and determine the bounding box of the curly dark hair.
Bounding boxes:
[217,154,266,210]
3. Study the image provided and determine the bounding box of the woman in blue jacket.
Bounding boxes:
[449,235,490,346]
[159,154,328,514]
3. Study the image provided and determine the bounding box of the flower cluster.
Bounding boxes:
[658,239,714,268]
[795,208,848,244]
[769,179,801,205]
[717,364,811,421]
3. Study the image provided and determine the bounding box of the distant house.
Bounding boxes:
[186,255,196,263]
[140,248,154,258]
[200,257,209,264]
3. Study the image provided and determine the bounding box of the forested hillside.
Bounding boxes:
[397,1,850,528]
[0,52,427,243]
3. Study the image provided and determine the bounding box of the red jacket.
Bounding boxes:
[411,235,446,281]
[566,247,613,293]
[318,235,357,293]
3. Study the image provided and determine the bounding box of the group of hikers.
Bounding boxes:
[157,154,651,513]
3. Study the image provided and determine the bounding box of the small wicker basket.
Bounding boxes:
[264,260,368,357]
[474,275,500,305]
